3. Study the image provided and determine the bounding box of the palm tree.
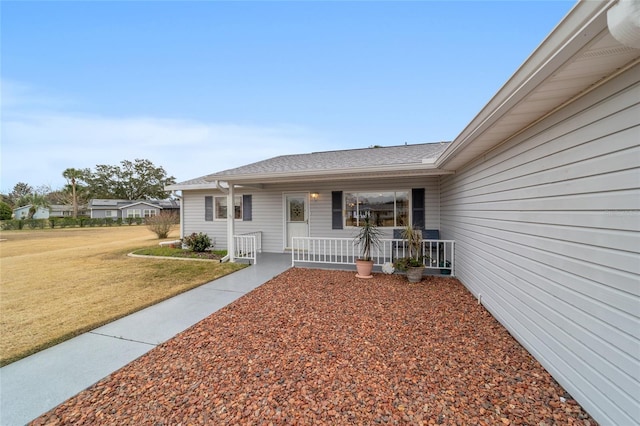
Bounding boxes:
[62,168,85,218]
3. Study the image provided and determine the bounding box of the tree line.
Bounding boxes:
[0,159,176,220]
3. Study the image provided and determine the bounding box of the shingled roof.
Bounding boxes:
[169,142,451,189]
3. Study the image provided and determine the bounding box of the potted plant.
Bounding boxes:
[394,225,426,282]
[354,212,382,279]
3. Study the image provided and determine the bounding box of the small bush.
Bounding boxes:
[25,219,46,229]
[64,218,79,228]
[146,212,178,239]
[0,220,21,230]
[0,201,12,220]
[182,232,212,252]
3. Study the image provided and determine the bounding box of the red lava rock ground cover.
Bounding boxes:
[32,269,596,425]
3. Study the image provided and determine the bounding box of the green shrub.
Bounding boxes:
[25,219,46,229]
[0,220,20,230]
[0,201,12,220]
[182,232,212,252]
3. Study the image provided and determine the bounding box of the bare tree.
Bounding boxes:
[145,211,179,239]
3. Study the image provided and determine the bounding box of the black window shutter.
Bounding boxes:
[332,191,343,229]
[411,188,425,229]
[242,195,252,221]
[205,196,213,221]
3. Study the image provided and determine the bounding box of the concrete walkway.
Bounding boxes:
[0,254,291,426]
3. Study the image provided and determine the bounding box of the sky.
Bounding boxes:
[1,0,576,194]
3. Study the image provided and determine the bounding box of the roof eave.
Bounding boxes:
[165,183,224,191]
[207,163,452,184]
[167,163,452,190]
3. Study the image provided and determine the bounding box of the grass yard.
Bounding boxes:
[0,226,246,366]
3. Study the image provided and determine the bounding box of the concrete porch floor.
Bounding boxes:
[0,253,291,426]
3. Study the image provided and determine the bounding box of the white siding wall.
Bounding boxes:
[181,177,441,253]
[440,65,640,425]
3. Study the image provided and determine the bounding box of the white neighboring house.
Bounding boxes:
[12,205,49,220]
[48,204,89,217]
[167,2,639,424]
[89,199,180,220]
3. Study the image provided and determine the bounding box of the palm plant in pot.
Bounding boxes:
[354,212,382,279]
[394,225,426,282]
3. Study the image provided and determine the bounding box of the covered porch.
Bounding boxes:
[231,232,455,276]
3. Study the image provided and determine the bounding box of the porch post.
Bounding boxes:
[178,194,184,239]
[227,183,235,262]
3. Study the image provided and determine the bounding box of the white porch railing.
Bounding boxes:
[291,237,455,275]
[234,231,262,264]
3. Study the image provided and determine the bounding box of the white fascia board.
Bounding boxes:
[436,0,614,169]
[212,162,446,183]
[165,183,220,191]
[168,163,450,190]
[165,182,264,192]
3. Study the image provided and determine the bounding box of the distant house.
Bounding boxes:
[166,2,639,425]
[12,205,49,220]
[88,199,180,220]
[48,204,89,218]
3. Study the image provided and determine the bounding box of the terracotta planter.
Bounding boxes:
[355,259,374,279]
[406,266,425,283]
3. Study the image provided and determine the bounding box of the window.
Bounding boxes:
[205,196,213,221]
[126,209,142,218]
[215,196,243,220]
[104,210,115,218]
[345,191,409,227]
[143,209,157,218]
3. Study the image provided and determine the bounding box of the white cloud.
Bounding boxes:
[0,81,324,192]
[1,79,78,112]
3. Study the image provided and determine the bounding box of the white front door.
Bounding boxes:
[285,193,309,248]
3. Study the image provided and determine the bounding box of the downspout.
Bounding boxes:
[607,0,640,49]
[214,180,228,195]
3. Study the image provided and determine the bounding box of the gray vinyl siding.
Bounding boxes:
[91,210,103,219]
[91,210,116,219]
[439,65,640,425]
[182,191,226,247]
[181,177,440,254]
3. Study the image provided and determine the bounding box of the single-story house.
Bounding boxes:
[12,205,50,220]
[89,199,180,220]
[48,204,89,217]
[166,1,639,424]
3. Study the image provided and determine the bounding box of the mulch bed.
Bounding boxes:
[32,269,596,425]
